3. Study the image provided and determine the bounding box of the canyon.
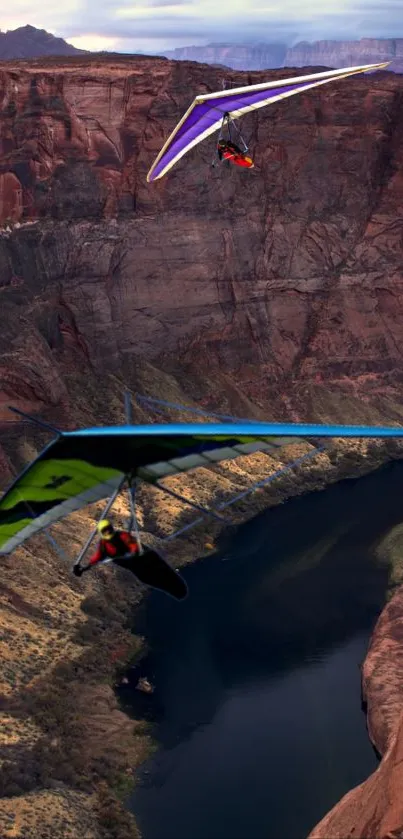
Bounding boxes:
[1,56,403,432]
[1,54,403,838]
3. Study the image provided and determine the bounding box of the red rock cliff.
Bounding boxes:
[0,55,403,433]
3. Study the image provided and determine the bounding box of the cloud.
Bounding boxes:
[1,0,402,53]
[147,0,192,6]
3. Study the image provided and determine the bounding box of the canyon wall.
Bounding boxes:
[285,38,403,73]
[163,38,403,72]
[0,56,403,434]
[163,42,287,69]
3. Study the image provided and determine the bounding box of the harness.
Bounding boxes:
[102,531,133,558]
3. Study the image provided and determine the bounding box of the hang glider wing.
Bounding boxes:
[146,62,390,182]
[0,419,401,554]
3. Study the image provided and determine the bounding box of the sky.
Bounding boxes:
[1,0,402,54]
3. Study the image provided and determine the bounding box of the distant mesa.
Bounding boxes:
[162,38,403,73]
[0,26,401,74]
[162,41,288,71]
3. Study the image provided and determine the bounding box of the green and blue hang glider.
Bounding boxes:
[1,394,403,570]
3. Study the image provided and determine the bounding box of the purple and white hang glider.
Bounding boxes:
[146,62,389,182]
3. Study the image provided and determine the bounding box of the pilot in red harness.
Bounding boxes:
[73,519,139,576]
[217,138,254,169]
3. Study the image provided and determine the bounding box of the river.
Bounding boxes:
[118,461,403,839]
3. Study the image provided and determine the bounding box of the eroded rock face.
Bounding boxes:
[0,57,403,429]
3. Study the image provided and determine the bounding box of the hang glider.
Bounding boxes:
[0,415,402,557]
[146,61,390,182]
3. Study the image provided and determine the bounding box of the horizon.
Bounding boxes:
[1,24,403,59]
[1,2,403,55]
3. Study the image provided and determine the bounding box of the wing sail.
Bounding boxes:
[0,418,400,554]
[147,62,390,182]
[0,454,123,555]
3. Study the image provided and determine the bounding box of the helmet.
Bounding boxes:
[98,519,114,540]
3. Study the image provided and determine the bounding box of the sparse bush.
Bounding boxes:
[81,594,123,623]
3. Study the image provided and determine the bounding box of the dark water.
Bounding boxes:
[119,461,403,839]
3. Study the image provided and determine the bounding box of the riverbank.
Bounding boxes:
[1,437,403,839]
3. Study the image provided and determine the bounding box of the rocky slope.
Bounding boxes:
[0,25,86,60]
[1,55,403,838]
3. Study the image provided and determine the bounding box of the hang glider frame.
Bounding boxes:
[146,62,391,182]
[69,392,324,566]
[6,392,239,568]
[133,393,325,543]
[212,112,250,168]
[4,383,403,565]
